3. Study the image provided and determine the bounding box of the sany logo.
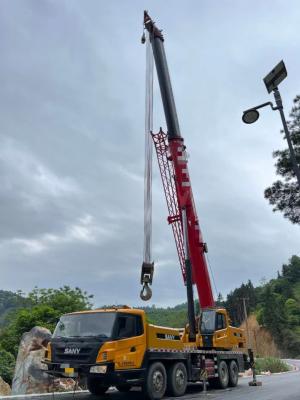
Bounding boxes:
[64,348,80,355]
[165,334,175,340]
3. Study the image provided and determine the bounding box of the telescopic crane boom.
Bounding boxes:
[143,11,215,310]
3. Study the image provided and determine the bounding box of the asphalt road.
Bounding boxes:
[3,360,299,400]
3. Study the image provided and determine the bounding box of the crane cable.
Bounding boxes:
[206,254,219,300]
[144,30,153,264]
[140,30,154,301]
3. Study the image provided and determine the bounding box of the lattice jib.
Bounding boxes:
[152,130,186,281]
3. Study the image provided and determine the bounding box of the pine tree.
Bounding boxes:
[264,96,300,223]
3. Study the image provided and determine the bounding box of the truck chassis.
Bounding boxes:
[46,348,248,399]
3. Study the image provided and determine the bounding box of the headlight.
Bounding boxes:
[45,343,52,361]
[90,365,107,374]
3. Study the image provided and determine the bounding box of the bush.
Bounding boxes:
[255,357,290,374]
[0,348,15,384]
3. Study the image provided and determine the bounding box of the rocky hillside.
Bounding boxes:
[240,314,280,357]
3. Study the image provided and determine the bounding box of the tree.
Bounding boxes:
[282,255,300,282]
[216,293,224,307]
[0,290,31,327]
[258,284,286,340]
[0,286,94,357]
[28,286,93,315]
[224,280,257,326]
[264,95,300,224]
[0,347,15,384]
[0,305,58,356]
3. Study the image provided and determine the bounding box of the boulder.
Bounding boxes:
[12,326,80,395]
[0,376,11,396]
[12,326,52,395]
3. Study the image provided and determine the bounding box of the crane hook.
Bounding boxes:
[140,283,152,301]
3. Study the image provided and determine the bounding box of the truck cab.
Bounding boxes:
[45,307,147,393]
[199,308,246,350]
[180,308,246,350]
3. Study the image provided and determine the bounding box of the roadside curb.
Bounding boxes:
[0,391,88,399]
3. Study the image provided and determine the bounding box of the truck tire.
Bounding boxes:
[210,360,229,389]
[142,361,167,400]
[116,384,132,392]
[87,377,109,395]
[228,360,239,387]
[166,362,187,397]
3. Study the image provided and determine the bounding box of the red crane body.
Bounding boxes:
[144,12,215,309]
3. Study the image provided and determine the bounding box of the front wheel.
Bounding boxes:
[143,362,167,400]
[166,362,187,397]
[87,377,109,395]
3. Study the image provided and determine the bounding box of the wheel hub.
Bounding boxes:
[153,370,164,392]
[220,366,227,381]
[175,369,185,387]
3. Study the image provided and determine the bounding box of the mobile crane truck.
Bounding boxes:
[44,12,249,399]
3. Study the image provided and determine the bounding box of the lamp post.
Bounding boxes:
[242,60,300,189]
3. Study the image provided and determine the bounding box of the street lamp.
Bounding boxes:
[242,60,300,188]
[242,101,278,124]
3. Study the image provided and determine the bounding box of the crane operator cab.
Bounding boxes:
[199,308,246,350]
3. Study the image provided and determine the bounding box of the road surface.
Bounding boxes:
[2,360,299,400]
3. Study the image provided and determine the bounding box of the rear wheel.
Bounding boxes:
[228,360,239,387]
[116,384,132,392]
[142,362,167,400]
[87,377,109,395]
[209,360,229,389]
[166,362,187,397]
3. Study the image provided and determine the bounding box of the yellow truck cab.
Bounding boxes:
[45,306,249,399]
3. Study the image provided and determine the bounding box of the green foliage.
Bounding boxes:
[285,299,300,326]
[0,347,15,384]
[0,290,30,327]
[258,257,300,356]
[225,280,257,326]
[264,95,300,224]
[255,357,290,374]
[226,255,300,357]
[0,286,93,358]
[0,305,58,357]
[143,303,188,328]
[28,286,93,315]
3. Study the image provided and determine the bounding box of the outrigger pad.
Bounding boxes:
[249,381,262,386]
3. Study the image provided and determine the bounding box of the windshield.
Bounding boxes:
[200,310,216,334]
[53,312,116,339]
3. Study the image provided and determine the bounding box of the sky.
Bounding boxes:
[0,0,300,308]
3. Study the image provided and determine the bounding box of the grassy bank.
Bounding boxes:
[255,357,291,374]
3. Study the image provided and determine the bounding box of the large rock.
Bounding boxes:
[12,326,52,395]
[12,326,80,395]
[0,376,11,396]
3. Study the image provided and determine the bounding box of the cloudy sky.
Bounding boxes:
[1,1,300,307]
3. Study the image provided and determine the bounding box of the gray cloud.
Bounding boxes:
[0,0,300,307]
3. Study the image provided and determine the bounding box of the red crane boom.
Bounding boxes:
[144,12,215,309]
